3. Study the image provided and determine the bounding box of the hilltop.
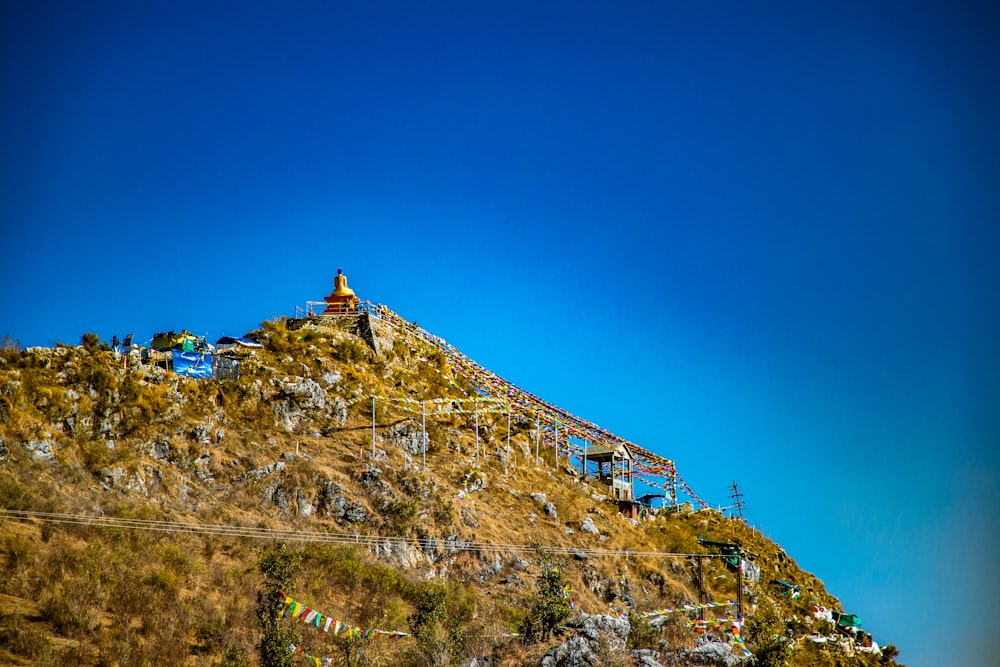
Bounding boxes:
[0,308,902,666]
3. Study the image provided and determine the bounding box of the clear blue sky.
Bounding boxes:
[2,2,997,664]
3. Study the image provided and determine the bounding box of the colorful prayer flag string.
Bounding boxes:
[278,592,411,640]
[637,600,737,619]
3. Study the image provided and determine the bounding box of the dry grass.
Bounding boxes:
[0,322,886,666]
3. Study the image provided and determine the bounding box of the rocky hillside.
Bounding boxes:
[0,314,902,666]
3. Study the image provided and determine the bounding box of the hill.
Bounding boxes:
[0,308,903,666]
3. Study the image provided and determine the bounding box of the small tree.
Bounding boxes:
[744,599,792,667]
[407,581,474,667]
[81,332,103,351]
[519,549,572,642]
[409,583,450,666]
[256,543,300,667]
[626,611,660,651]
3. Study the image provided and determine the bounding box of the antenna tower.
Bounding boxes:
[728,480,746,523]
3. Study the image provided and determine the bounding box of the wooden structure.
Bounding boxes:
[584,442,634,501]
[322,268,361,315]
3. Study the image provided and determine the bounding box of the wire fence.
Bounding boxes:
[0,509,730,561]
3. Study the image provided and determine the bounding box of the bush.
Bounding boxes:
[407,581,475,666]
[744,599,792,667]
[0,476,35,511]
[627,611,660,651]
[0,618,49,660]
[80,332,102,351]
[518,549,572,642]
[38,581,101,636]
[0,335,23,369]
[332,341,366,363]
[384,498,419,535]
[256,543,300,667]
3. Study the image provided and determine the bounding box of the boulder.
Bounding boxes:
[682,640,742,666]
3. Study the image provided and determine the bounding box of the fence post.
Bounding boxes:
[506,407,511,476]
[535,418,540,466]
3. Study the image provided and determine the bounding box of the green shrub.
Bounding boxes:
[218,644,252,667]
[407,581,475,666]
[384,498,419,535]
[80,332,102,351]
[0,475,35,511]
[256,543,300,667]
[0,333,23,364]
[0,618,49,660]
[38,581,101,636]
[3,533,34,572]
[745,599,792,667]
[145,568,179,595]
[626,611,660,651]
[518,550,572,642]
[332,341,366,363]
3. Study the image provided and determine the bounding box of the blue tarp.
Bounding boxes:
[173,350,214,379]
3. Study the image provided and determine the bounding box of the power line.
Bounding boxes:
[0,509,729,561]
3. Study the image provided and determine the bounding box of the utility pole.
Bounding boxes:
[737,548,744,617]
[729,481,746,523]
[697,555,706,621]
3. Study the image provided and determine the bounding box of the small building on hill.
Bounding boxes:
[584,442,634,502]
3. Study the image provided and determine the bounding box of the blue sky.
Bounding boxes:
[2,2,998,664]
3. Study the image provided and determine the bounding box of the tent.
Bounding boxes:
[832,611,861,628]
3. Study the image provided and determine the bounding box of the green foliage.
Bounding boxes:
[301,543,414,600]
[145,568,179,595]
[0,475,36,511]
[256,543,301,667]
[626,611,660,651]
[383,497,419,536]
[332,340,367,363]
[881,644,900,661]
[4,533,33,571]
[407,580,475,666]
[0,616,49,660]
[432,495,455,526]
[298,329,323,343]
[217,644,252,667]
[745,599,793,667]
[518,548,572,642]
[410,583,447,643]
[80,332,102,351]
[39,581,101,636]
[392,338,411,358]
